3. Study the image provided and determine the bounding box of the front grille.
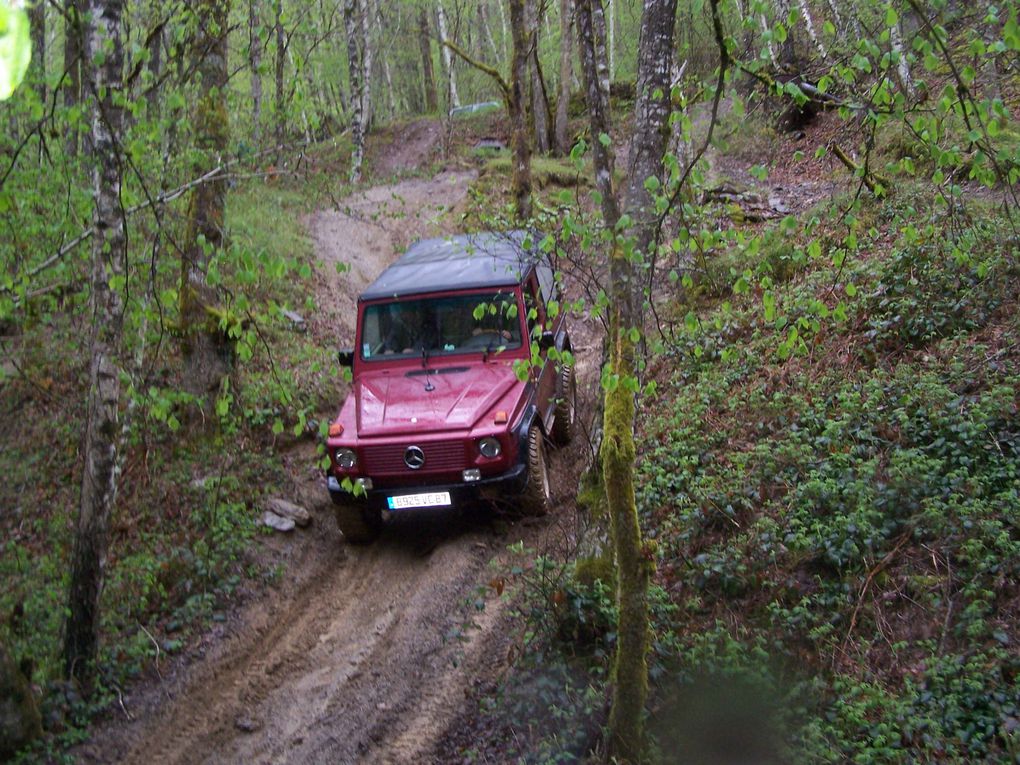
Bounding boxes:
[361,440,468,474]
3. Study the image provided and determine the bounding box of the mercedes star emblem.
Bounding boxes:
[404,445,426,470]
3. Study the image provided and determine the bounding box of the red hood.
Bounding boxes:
[354,363,520,437]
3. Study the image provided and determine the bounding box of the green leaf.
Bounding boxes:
[885,6,899,27]
[598,132,612,147]
[0,3,32,101]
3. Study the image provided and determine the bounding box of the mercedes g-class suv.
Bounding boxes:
[326,230,575,543]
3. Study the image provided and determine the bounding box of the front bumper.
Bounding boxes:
[327,462,528,512]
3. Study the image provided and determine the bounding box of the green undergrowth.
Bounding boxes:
[0,174,334,748]
[635,198,1020,762]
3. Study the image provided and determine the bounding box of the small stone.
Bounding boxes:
[261,510,295,532]
[264,498,312,527]
[281,309,306,332]
[234,715,262,733]
[768,196,790,213]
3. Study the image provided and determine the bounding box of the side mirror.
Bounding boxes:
[539,330,556,351]
[337,348,355,368]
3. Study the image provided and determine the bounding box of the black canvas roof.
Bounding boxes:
[359,230,546,301]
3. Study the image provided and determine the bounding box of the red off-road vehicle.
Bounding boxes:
[326,231,575,543]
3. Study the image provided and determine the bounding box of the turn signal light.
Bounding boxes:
[494,410,508,424]
[329,421,344,437]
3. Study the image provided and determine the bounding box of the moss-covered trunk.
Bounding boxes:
[603,321,650,763]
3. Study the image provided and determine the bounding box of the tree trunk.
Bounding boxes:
[360,0,373,129]
[889,12,916,100]
[436,2,460,109]
[145,12,163,118]
[480,2,500,63]
[591,0,678,760]
[180,0,232,398]
[0,639,41,758]
[607,0,615,81]
[64,0,127,691]
[418,6,439,112]
[274,0,285,146]
[773,0,796,68]
[592,0,610,97]
[509,0,533,220]
[28,0,45,97]
[250,0,263,145]
[576,0,619,227]
[344,0,365,181]
[796,0,829,62]
[527,0,551,154]
[553,0,574,156]
[63,0,85,154]
[373,0,396,119]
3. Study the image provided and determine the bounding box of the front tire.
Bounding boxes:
[520,425,552,516]
[334,502,382,544]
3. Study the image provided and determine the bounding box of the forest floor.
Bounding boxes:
[79,117,603,765]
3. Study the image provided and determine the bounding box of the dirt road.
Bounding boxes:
[82,160,595,764]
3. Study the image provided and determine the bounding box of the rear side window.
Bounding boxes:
[360,291,523,360]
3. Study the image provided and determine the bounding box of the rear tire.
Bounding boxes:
[334,502,381,544]
[551,362,576,446]
[520,425,552,516]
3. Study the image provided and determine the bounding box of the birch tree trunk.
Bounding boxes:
[250,0,263,145]
[344,0,366,181]
[576,0,619,227]
[418,6,439,112]
[180,0,233,397]
[436,2,460,109]
[761,12,779,68]
[796,0,829,62]
[889,13,916,100]
[593,0,610,97]
[64,0,127,690]
[554,0,574,156]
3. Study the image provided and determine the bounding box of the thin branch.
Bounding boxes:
[442,39,510,100]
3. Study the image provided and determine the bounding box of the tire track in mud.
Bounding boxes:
[128,534,502,765]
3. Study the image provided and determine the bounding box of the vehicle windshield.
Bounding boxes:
[360,291,523,361]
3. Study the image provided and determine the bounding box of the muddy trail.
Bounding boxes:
[82,140,600,763]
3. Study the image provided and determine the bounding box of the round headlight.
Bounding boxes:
[335,448,357,470]
[478,437,502,459]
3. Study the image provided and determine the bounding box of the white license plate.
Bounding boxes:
[386,491,452,510]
